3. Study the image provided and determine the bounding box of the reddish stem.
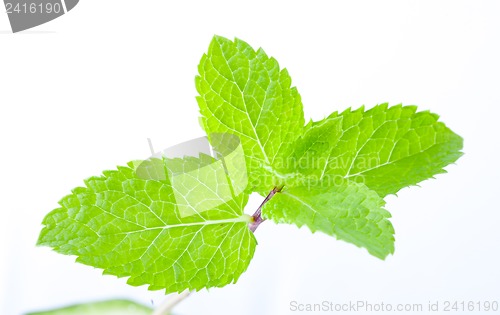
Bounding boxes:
[249,186,283,232]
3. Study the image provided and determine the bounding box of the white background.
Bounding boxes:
[1,1,499,314]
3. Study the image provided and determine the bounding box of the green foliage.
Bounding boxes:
[38,161,256,292]
[38,35,463,294]
[285,104,464,196]
[262,183,394,259]
[196,36,304,194]
[26,300,152,315]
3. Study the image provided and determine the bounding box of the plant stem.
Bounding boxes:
[249,186,283,232]
[153,290,191,315]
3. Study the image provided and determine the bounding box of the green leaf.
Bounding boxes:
[38,159,256,293]
[25,300,153,315]
[286,104,463,196]
[196,36,304,193]
[262,183,395,259]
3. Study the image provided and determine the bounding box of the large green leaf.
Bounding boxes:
[286,104,463,196]
[196,36,305,193]
[262,183,395,259]
[38,159,256,293]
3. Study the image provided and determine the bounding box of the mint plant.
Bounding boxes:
[38,36,463,300]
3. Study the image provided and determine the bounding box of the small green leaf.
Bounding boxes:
[262,183,395,259]
[25,300,152,315]
[38,159,256,293]
[286,104,463,196]
[196,36,305,193]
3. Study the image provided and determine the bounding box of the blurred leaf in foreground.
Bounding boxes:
[25,299,153,315]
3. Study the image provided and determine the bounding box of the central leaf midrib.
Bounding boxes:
[217,40,271,166]
[103,215,252,236]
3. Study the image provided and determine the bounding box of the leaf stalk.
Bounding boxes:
[249,185,283,232]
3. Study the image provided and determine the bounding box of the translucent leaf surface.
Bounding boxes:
[38,160,256,293]
[263,183,395,259]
